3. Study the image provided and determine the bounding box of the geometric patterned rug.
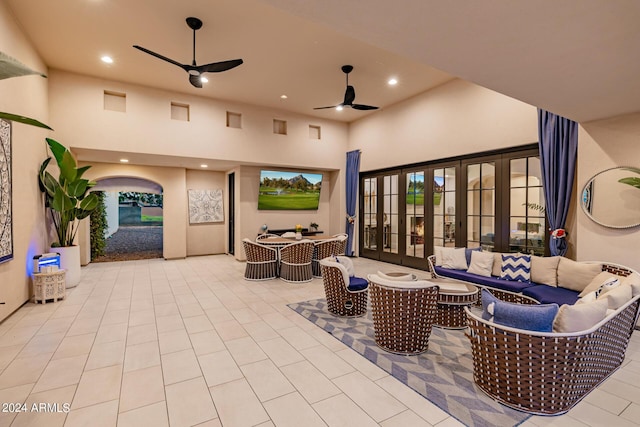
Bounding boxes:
[288,299,531,427]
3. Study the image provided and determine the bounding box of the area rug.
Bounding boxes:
[289,299,531,427]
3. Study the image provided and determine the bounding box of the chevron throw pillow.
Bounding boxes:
[500,254,531,282]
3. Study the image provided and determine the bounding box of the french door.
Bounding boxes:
[359,144,547,269]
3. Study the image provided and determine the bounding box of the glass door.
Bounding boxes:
[464,160,497,251]
[361,177,379,259]
[403,170,425,268]
[380,173,402,264]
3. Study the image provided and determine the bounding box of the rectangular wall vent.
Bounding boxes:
[104,90,126,112]
[171,102,190,121]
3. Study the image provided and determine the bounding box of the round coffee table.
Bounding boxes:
[432,280,479,329]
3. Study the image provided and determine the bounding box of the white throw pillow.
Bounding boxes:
[434,246,444,266]
[441,247,468,270]
[602,284,632,310]
[579,271,622,297]
[622,272,640,297]
[530,256,561,287]
[492,253,503,277]
[466,251,494,277]
[557,258,602,292]
[553,299,608,333]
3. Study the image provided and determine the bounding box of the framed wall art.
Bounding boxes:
[0,119,13,263]
[188,189,224,224]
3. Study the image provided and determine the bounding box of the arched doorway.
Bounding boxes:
[90,177,164,262]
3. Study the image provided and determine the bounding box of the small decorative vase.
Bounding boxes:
[295,232,302,240]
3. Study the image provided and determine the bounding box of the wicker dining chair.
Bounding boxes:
[242,238,278,281]
[279,240,315,283]
[332,234,348,255]
[319,256,368,317]
[312,239,340,278]
[367,274,439,355]
[256,233,279,242]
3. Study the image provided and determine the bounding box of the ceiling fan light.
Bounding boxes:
[200,76,208,83]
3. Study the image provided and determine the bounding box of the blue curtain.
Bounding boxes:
[537,109,578,256]
[345,150,361,256]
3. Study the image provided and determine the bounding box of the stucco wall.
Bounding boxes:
[0,3,50,322]
[576,113,640,271]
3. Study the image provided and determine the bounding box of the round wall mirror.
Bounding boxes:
[581,166,640,229]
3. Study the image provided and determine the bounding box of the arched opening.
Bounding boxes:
[90,177,164,262]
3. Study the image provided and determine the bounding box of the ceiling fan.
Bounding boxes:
[314,65,379,111]
[133,17,243,88]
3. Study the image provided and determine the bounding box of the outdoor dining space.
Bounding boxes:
[242,233,348,283]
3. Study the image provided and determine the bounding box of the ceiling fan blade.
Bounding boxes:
[189,74,203,88]
[133,45,187,71]
[352,104,379,110]
[343,85,356,106]
[197,59,244,73]
[313,105,340,110]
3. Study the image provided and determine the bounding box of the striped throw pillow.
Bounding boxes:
[500,254,531,282]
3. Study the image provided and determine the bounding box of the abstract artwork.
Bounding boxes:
[0,119,12,263]
[188,189,224,224]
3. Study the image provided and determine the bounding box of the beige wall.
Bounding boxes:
[186,170,226,256]
[47,70,349,170]
[235,166,342,261]
[79,162,187,261]
[576,113,640,271]
[0,3,51,322]
[349,79,538,171]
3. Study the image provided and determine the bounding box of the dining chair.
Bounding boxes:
[256,233,279,242]
[279,240,315,283]
[312,239,340,278]
[242,238,278,281]
[332,233,348,255]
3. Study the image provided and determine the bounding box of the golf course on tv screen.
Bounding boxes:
[258,170,322,210]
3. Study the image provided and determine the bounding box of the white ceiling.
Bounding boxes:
[6,0,640,169]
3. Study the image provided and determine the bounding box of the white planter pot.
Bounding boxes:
[50,245,81,288]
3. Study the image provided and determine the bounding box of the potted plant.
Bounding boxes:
[38,138,99,287]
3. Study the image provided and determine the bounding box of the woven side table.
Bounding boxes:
[33,270,66,304]
[432,280,478,329]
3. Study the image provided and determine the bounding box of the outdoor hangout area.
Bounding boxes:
[3,2,640,426]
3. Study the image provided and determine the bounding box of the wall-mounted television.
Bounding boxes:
[258,170,322,210]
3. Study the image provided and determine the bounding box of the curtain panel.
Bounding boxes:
[345,150,361,256]
[537,109,578,256]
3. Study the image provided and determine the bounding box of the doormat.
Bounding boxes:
[288,299,531,427]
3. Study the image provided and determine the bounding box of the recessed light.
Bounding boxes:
[200,76,208,83]
[101,56,113,64]
[200,164,208,168]
[336,106,344,111]
[388,78,398,86]
[119,158,129,163]
[280,95,288,99]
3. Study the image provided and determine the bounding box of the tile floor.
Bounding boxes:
[0,255,639,426]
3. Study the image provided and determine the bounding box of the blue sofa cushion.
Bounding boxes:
[348,276,368,292]
[434,266,533,293]
[481,289,559,332]
[522,285,580,305]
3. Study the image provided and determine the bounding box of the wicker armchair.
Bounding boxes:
[279,240,315,283]
[242,238,278,281]
[319,256,368,317]
[367,274,439,355]
[312,239,340,278]
[465,294,640,415]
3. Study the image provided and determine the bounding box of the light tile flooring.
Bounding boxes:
[1,255,640,426]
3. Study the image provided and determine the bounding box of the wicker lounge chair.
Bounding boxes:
[279,240,315,283]
[242,238,278,281]
[319,256,368,317]
[312,239,340,278]
[332,233,348,255]
[465,293,640,415]
[367,274,439,355]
